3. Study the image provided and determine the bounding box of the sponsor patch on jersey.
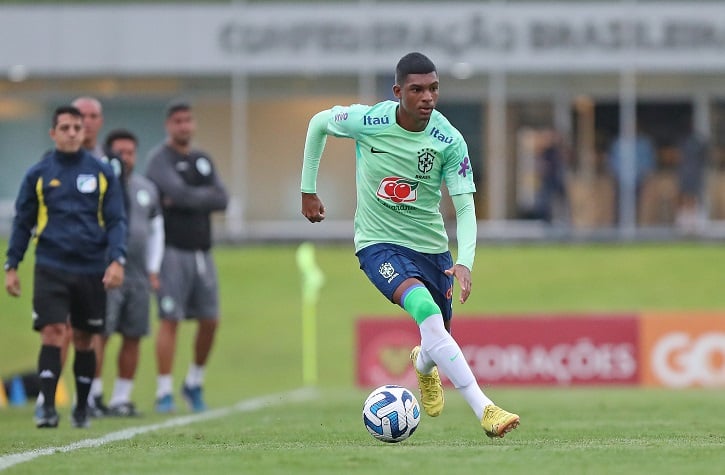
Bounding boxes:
[76,174,98,193]
[363,115,390,126]
[430,126,453,144]
[376,176,418,203]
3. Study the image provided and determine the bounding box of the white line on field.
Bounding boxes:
[0,387,317,472]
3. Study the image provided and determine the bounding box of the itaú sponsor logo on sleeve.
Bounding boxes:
[463,339,637,385]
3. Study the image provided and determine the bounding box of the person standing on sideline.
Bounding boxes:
[300,52,520,438]
[145,101,228,413]
[73,95,109,414]
[607,126,656,225]
[676,125,708,233]
[34,96,109,417]
[4,105,126,428]
[92,129,165,417]
[72,96,105,159]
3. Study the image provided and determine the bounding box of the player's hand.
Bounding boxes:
[103,261,125,290]
[444,264,472,304]
[5,269,21,297]
[149,272,161,292]
[301,192,326,223]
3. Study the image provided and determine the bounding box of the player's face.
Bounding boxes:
[73,99,103,147]
[110,138,137,172]
[50,113,84,153]
[166,109,195,148]
[394,72,439,132]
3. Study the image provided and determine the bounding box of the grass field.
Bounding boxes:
[1,242,725,474]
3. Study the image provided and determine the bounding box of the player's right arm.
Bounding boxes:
[5,169,40,272]
[300,104,370,223]
[300,109,332,223]
[5,168,40,297]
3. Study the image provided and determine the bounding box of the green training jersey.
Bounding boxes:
[324,100,475,254]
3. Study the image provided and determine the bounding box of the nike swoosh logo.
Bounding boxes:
[449,352,460,362]
[370,147,388,154]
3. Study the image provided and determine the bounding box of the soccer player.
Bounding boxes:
[4,105,127,428]
[300,52,520,438]
[94,129,165,417]
[146,100,228,413]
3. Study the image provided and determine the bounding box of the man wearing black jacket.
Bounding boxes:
[145,101,228,414]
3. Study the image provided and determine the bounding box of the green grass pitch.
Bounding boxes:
[1,242,724,474]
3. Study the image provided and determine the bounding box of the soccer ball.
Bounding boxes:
[362,385,420,443]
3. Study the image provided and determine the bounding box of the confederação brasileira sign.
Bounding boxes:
[3,3,725,75]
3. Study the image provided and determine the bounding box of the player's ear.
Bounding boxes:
[392,84,402,99]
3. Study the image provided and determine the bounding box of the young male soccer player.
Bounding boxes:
[300,52,520,438]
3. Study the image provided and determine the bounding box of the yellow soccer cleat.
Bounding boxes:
[481,404,520,438]
[410,346,444,417]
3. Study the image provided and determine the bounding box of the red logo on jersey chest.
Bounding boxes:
[377,177,419,203]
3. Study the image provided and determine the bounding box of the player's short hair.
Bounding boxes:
[104,128,138,152]
[52,105,82,128]
[165,99,192,119]
[395,52,437,85]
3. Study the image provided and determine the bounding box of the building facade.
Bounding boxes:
[3,2,725,239]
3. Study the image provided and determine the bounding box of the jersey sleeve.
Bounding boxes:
[443,136,476,196]
[300,103,372,193]
[324,104,371,140]
[5,168,40,269]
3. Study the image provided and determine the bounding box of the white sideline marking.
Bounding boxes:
[0,387,317,472]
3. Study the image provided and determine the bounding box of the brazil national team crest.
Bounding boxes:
[417,148,435,174]
[377,177,419,203]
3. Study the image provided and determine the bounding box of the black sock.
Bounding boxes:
[38,345,61,410]
[73,350,96,411]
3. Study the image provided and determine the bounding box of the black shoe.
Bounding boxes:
[35,406,59,428]
[89,394,110,418]
[108,402,141,417]
[71,407,90,428]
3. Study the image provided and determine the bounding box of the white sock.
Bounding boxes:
[419,315,493,419]
[109,378,134,406]
[415,346,437,374]
[156,374,173,398]
[88,378,103,405]
[36,392,45,407]
[459,383,493,420]
[185,364,205,388]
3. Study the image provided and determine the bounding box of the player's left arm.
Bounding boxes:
[442,137,477,304]
[101,170,127,276]
[445,192,476,304]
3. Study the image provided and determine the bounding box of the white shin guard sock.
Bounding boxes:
[419,316,493,419]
